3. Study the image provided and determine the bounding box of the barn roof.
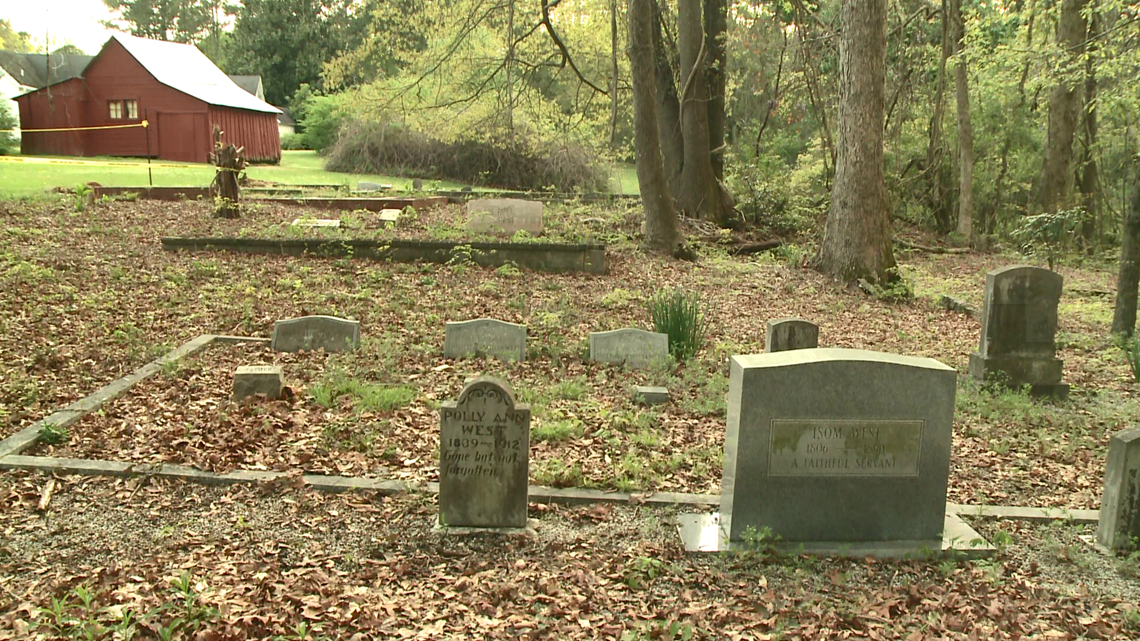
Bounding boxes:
[110,34,280,114]
[228,75,263,97]
[0,51,92,89]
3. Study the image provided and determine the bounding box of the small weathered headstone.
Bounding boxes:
[357,181,392,191]
[271,315,360,353]
[444,319,527,361]
[715,348,957,550]
[412,178,424,190]
[439,376,530,528]
[1096,427,1140,551]
[589,329,668,368]
[232,365,284,400]
[968,265,1068,397]
[765,318,819,353]
[379,209,400,225]
[466,199,543,236]
[291,218,340,228]
[633,385,670,405]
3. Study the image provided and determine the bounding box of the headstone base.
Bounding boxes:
[435,517,539,538]
[675,512,993,559]
[633,386,671,405]
[968,353,1069,398]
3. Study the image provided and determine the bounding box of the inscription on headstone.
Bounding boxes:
[968,265,1067,396]
[1096,427,1140,551]
[439,376,530,528]
[765,318,819,353]
[444,319,527,361]
[271,315,360,353]
[720,348,956,545]
[589,328,668,368]
[466,199,543,236]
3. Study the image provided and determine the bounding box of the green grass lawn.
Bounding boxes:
[0,150,640,198]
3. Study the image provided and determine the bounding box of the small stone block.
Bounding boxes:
[1096,427,1140,551]
[379,209,400,224]
[357,181,393,191]
[633,386,670,405]
[291,218,340,228]
[232,365,284,400]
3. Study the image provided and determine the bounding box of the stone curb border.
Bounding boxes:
[162,237,607,275]
[0,334,1100,524]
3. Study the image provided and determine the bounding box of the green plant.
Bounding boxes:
[623,556,668,590]
[39,423,69,445]
[865,267,914,303]
[647,288,708,362]
[1119,334,1140,382]
[73,183,93,212]
[1009,207,1085,270]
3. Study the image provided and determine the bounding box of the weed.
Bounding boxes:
[600,288,639,309]
[552,376,589,400]
[73,183,93,212]
[39,423,69,445]
[532,416,584,442]
[495,262,522,278]
[620,621,695,641]
[623,556,668,590]
[866,267,915,303]
[647,288,708,362]
[531,458,585,487]
[1119,334,1140,383]
[310,375,416,413]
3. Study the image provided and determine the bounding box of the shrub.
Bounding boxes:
[324,119,608,192]
[647,288,708,362]
[280,133,309,150]
[299,94,347,153]
[1121,334,1140,383]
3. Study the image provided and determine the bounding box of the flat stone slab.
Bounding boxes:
[466,199,543,236]
[232,365,284,400]
[271,315,360,353]
[589,329,668,368]
[379,209,400,225]
[357,182,393,191]
[633,386,671,405]
[291,218,341,228]
[676,511,993,559]
[444,319,527,361]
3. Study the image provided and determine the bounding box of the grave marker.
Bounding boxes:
[968,265,1068,397]
[291,218,340,228]
[1096,428,1140,551]
[439,376,530,528]
[444,319,527,361]
[466,199,543,236]
[765,318,819,353]
[589,329,669,368]
[232,365,284,400]
[271,315,360,353]
[715,348,957,550]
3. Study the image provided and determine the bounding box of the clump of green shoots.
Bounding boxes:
[647,288,708,362]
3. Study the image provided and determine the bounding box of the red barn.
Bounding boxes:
[16,34,281,163]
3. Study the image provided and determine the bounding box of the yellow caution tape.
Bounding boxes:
[0,155,206,170]
[0,121,148,133]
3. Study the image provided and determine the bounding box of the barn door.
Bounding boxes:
[157,112,208,163]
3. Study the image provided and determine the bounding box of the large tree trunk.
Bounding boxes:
[817,0,896,283]
[924,0,952,233]
[609,0,619,144]
[1112,169,1140,336]
[704,0,727,180]
[1035,0,1087,214]
[951,0,974,241]
[1078,8,1099,251]
[629,0,681,252]
[676,0,729,226]
[650,0,683,197]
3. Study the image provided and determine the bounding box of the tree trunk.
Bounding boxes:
[951,0,974,241]
[1078,8,1099,251]
[676,0,729,226]
[1035,0,1087,214]
[609,0,619,145]
[650,0,683,197]
[817,0,896,283]
[211,126,246,219]
[629,0,681,252]
[704,0,727,180]
[1112,169,1140,336]
[925,0,952,233]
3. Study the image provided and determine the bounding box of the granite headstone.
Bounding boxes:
[444,319,527,361]
[765,318,819,353]
[589,329,669,368]
[271,315,360,353]
[1096,428,1140,551]
[466,199,543,236]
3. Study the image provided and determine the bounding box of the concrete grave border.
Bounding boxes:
[0,335,1103,535]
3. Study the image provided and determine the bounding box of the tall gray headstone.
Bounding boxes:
[466,199,543,236]
[765,318,819,353]
[444,319,527,361]
[968,265,1068,397]
[1096,428,1140,551]
[721,348,957,546]
[271,315,360,353]
[439,376,530,528]
[589,329,669,368]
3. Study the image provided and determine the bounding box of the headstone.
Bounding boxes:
[968,265,1068,397]
[291,218,340,228]
[444,319,527,361]
[589,329,668,368]
[357,181,392,191]
[466,199,543,236]
[718,348,957,549]
[765,318,819,353]
[439,376,530,528]
[633,385,670,405]
[412,178,424,190]
[1096,428,1140,551]
[271,315,360,353]
[379,209,400,225]
[232,365,284,400]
